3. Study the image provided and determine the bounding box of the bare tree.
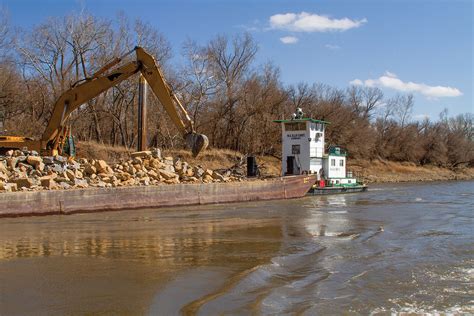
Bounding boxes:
[205,32,258,149]
[347,86,383,119]
[393,94,414,128]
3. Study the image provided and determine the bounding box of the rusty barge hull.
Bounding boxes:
[0,175,315,218]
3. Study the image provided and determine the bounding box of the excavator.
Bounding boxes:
[0,46,208,157]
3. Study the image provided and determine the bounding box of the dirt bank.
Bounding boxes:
[348,159,474,183]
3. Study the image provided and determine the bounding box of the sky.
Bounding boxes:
[1,0,473,119]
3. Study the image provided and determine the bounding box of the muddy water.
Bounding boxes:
[0,181,473,315]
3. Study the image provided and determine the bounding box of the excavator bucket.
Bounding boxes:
[185,133,209,157]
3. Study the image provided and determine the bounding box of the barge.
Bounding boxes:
[0,174,315,218]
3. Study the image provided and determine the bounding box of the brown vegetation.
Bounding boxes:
[0,11,472,172]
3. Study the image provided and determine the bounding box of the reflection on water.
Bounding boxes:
[1,181,473,315]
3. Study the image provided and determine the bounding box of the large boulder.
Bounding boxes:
[54,155,67,164]
[58,181,71,190]
[68,160,81,170]
[26,155,42,167]
[65,169,76,181]
[51,164,64,173]
[147,169,160,180]
[193,166,204,178]
[202,175,214,183]
[36,162,45,172]
[6,157,18,169]
[42,156,55,165]
[18,162,33,172]
[40,176,56,189]
[75,170,83,179]
[94,160,109,173]
[0,182,17,192]
[150,159,165,170]
[74,179,89,188]
[151,148,161,159]
[14,178,34,189]
[163,157,174,166]
[131,151,152,159]
[159,169,178,180]
[174,159,183,172]
[212,171,225,181]
[132,157,143,165]
[84,163,97,176]
[0,161,8,174]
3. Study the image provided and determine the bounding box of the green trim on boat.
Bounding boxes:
[273,118,331,124]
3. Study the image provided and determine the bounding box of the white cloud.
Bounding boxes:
[270,12,367,32]
[280,36,299,44]
[349,79,363,86]
[350,72,462,98]
[325,44,340,50]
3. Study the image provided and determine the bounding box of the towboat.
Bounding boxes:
[274,108,368,196]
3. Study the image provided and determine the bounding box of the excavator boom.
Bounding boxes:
[1,46,208,157]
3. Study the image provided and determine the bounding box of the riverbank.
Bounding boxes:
[78,142,474,184]
[348,159,474,183]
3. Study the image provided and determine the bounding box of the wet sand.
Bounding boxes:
[1,181,473,315]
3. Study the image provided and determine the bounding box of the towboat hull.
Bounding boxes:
[307,185,368,195]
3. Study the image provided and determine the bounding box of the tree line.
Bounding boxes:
[0,11,472,167]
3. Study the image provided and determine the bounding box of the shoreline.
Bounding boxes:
[347,159,474,184]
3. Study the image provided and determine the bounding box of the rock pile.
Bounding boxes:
[0,148,244,192]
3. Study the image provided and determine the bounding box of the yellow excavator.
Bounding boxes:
[0,46,208,157]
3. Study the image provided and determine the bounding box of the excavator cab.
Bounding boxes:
[64,135,76,157]
[56,128,76,157]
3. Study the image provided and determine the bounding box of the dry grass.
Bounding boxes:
[76,141,131,163]
[163,148,243,170]
[349,159,474,183]
[163,148,281,176]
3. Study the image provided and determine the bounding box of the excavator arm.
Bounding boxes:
[39,46,208,157]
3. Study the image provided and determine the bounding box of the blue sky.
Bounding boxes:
[1,0,473,119]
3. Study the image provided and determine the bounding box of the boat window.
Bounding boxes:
[285,122,306,131]
[292,144,301,154]
[331,159,335,166]
[339,159,344,167]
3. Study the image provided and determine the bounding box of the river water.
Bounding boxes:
[0,181,473,315]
